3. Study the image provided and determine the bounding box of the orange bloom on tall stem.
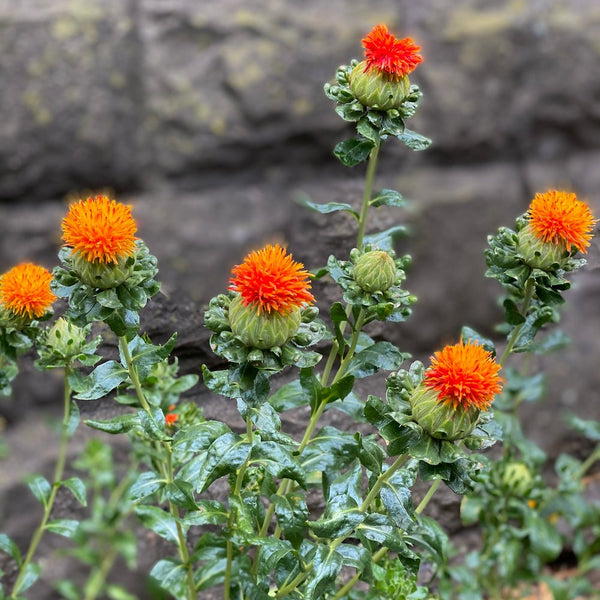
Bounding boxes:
[62,195,137,264]
[0,263,56,319]
[528,190,596,254]
[229,244,314,315]
[362,24,422,79]
[424,340,502,411]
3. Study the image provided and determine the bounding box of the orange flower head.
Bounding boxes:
[362,24,422,79]
[62,195,137,264]
[424,340,502,411]
[0,263,56,319]
[229,244,314,315]
[165,404,178,426]
[527,190,596,254]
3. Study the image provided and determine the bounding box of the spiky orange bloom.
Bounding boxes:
[528,190,596,254]
[0,263,56,319]
[362,24,422,79]
[62,195,137,264]
[229,244,314,315]
[424,340,502,411]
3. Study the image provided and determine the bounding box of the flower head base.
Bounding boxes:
[229,244,314,316]
[362,24,423,79]
[526,190,596,254]
[424,340,502,412]
[62,195,138,264]
[0,263,56,321]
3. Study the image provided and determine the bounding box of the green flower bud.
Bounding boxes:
[410,384,480,441]
[501,462,534,496]
[348,61,411,110]
[354,250,397,293]
[228,294,302,350]
[72,251,134,289]
[44,318,88,360]
[516,224,570,270]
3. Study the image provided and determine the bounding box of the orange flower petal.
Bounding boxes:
[0,263,56,319]
[424,340,503,411]
[62,195,137,264]
[229,244,314,315]
[362,24,422,79]
[528,190,597,254]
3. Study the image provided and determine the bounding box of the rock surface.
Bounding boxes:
[1,0,600,598]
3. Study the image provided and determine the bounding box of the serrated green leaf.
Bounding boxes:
[460,326,496,354]
[565,414,600,441]
[380,469,415,530]
[46,519,79,538]
[397,128,432,151]
[303,545,344,600]
[75,360,128,400]
[165,480,198,511]
[150,559,188,600]
[250,441,305,487]
[13,562,41,594]
[302,426,359,473]
[296,194,358,220]
[172,420,231,453]
[525,512,562,561]
[0,534,22,565]
[123,334,177,381]
[356,117,380,145]
[370,188,405,208]
[271,493,309,549]
[26,474,51,507]
[363,226,409,251]
[138,408,171,441]
[61,477,87,506]
[253,538,296,581]
[308,497,364,538]
[182,500,228,527]
[135,505,181,544]
[347,341,407,378]
[334,137,374,167]
[129,471,166,501]
[194,557,227,591]
[85,412,140,434]
[196,433,251,492]
[268,379,305,412]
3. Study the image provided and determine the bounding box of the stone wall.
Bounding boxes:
[1,0,599,200]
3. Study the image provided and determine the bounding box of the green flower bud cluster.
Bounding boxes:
[499,461,534,497]
[409,384,480,442]
[204,293,326,372]
[328,246,415,322]
[36,318,101,369]
[72,251,135,289]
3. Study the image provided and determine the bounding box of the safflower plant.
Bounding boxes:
[1,23,599,600]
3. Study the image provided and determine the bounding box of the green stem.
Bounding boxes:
[319,143,380,388]
[360,453,407,512]
[275,562,313,598]
[499,278,535,366]
[118,336,195,600]
[83,546,119,600]
[225,417,254,600]
[415,479,441,515]
[331,546,387,600]
[356,144,380,251]
[10,370,73,598]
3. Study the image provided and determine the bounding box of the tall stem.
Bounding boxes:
[499,278,535,366]
[225,416,254,600]
[356,144,380,251]
[10,370,72,598]
[415,479,441,514]
[118,336,195,600]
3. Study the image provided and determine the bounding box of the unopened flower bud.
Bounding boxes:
[349,61,411,111]
[45,318,89,359]
[409,384,480,441]
[501,462,533,496]
[516,224,569,270]
[228,295,302,350]
[72,251,134,289]
[354,250,397,292]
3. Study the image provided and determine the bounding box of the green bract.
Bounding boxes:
[327,246,415,323]
[204,292,326,372]
[52,240,160,337]
[228,294,302,350]
[348,60,411,110]
[353,249,397,293]
[72,251,135,289]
